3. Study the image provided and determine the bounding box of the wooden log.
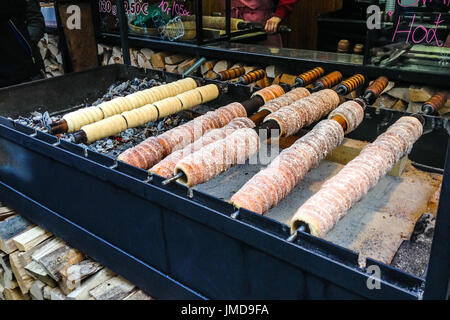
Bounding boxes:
[374,94,402,110]
[230,63,244,69]
[243,65,257,74]
[61,260,103,292]
[130,49,139,67]
[31,238,64,263]
[200,60,216,75]
[165,64,179,74]
[66,268,115,300]
[37,40,48,61]
[47,43,59,59]
[59,278,75,295]
[137,53,152,69]
[151,52,168,69]
[266,65,282,79]
[97,44,104,56]
[42,285,52,300]
[49,286,66,300]
[0,215,33,254]
[9,251,34,294]
[123,289,153,300]
[17,237,54,268]
[140,48,155,61]
[409,85,434,103]
[29,280,45,300]
[391,99,407,111]
[165,54,189,65]
[102,51,111,67]
[31,238,84,282]
[278,73,297,85]
[0,252,18,289]
[89,276,135,300]
[36,245,84,282]
[3,287,30,300]
[177,58,197,74]
[13,226,52,252]
[0,207,15,222]
[205,70,217,79]
[213,60,230,73]
[406,101,423,114]
[272,73,282,85]
[0,283,4,300]
[112,46,122,58]
[255,76,270,88]
[386,86,410,102]
[25,260,56,287]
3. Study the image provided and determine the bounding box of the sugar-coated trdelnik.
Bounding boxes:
[264,89,340,137]
[230,100,366,214]
[118,102,248,170]
[290,116,423,237]
[150,117,255,178]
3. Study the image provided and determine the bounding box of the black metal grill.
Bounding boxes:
[0,64,448,299]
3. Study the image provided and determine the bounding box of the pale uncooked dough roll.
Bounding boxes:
[125,94,142,109]
[290,116,423,237]
[122,105,158,128]
[63,106,105,132]
[63,78,197,132]
[173,77,197,92]
[99,100,123,118]
[197,84,220,103]
[83,115,128,143]
[177,90,203,111]
[154,97,184,118]
[81,85,219,144]
[131,92,149,108]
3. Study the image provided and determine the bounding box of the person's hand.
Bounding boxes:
[264,16,282,34]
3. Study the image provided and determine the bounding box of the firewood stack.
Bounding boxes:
[0,203,152,300]
[97,44,282,88]
[373,83,450,117]
[37,34,64,78]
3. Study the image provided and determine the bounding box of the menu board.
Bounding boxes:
[97,0,195,41]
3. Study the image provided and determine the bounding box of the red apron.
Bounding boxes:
[221,0,283,47]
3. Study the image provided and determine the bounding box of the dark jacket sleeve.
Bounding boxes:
[26,0,45,43]
[274,0,298,20]
[0,0,27,21]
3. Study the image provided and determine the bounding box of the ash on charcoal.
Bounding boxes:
[390,213,435,277]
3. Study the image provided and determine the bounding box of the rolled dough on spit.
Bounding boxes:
[290,116,423,237]
[63,77,197,132]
